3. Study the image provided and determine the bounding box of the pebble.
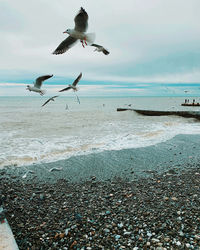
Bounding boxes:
[0,166,199,249]
[65,228,70,235]
[147,232,152,237]
[152,238,160,243]
[176,241,181,246]
[117,222,123,228]
[115,235,121,240]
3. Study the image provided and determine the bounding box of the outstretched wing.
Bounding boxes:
[35,75,53,88]
[72,72,82,87]
[58,86,72,92]
[41,96,59,107]
[52,36,77,55]
[74,7,88,32]
[42,98,51,107]
[91,43,102,49]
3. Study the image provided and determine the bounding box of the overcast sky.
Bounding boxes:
[1,0,200,96]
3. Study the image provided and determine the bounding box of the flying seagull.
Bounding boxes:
[53,7,95,55]
[58,73,82,92]
[91,44,110,55]
[41,96,59,107]
[26,75,53,96]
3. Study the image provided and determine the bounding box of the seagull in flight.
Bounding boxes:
[41,96,59,107]
[26,75,53,96]
[58,73,82,92]
[91,44,110,55]
[53,8,95,55]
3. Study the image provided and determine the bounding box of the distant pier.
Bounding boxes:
[117,108,200,120]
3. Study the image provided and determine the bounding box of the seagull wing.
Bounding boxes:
[35,75,53,88]
[42,98,52,107]
[91,43,102,49]
[52,95,59,99]
[102,48,110,55]
[72,72,82,87]
[58,86,72,92]
[74,7,88,32]
[52,36,78,55]
[41,96,59,107]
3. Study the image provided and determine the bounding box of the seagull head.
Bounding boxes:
[63,29,72,34]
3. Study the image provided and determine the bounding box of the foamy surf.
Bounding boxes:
[1,96,200,168]
[1,120,200,168]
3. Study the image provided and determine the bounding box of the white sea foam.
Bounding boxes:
[1,96,200,168]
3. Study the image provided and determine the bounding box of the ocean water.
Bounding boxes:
[1,96,200,169]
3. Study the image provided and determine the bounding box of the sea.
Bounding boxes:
[1,96,200,169]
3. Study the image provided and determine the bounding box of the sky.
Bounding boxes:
[0,0,200,96]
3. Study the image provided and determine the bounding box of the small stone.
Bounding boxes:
[39,194,44,200]
[146,242,151,246]
[147,232,152,237]
[118,222,123,228]
[152,238,160,243]
[124,231,131,235]
[179,231,184,236]
[115,235,121,240]
[185,243,190,248]
[171,197,178,201]
[105,211,111,215]
[65,228,70,236]
[163,197,169,201]
[176,241,181,246]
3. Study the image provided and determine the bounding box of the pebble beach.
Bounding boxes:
[0,135,200,249]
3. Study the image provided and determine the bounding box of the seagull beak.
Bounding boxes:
[63,31,67,33]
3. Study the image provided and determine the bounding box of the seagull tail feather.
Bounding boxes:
[85,33,96,45]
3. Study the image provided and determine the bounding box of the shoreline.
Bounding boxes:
[1,134,200,184]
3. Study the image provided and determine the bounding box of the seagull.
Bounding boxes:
[53,7,95,55]
[41,96,59,107]
[26,75,53,96]
[91,44,110,55]
[58,73,82,92]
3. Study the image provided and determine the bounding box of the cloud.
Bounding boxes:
[0,0,200,96]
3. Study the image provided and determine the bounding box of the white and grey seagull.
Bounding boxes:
[91,43,110,55]
[53,7,95,55]
[58,73,82,92]
[41,96,59,107]
[26,75,53,96]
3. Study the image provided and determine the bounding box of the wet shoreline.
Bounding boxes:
[1,134,200,183]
